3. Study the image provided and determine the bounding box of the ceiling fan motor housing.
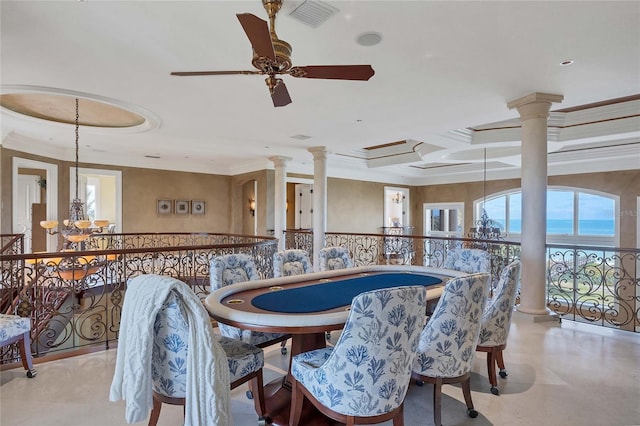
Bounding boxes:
[251,37,292,73]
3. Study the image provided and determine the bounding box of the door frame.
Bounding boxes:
[12,158,58,252]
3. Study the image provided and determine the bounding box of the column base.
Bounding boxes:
[515,306,559,323]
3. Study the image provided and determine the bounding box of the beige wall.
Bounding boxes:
[327,178,386,233]
[122,167,230,233]
[2,147,638,248]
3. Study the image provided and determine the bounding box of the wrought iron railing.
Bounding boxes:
[547,244,639,332]
[0,233,277,363]
[2,230,638,369]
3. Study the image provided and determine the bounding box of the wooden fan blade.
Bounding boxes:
[289,65,375,80]
[171,70,262,76]
[237,13,276,61]
[271,80,292,107]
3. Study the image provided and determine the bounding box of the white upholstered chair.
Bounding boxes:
[318,246,354,271]
[272,249,312,278]
[290,285,427,426]
[476,260,521,395]
[0,314,36,378]
[443,248,491,274]
[412,273,490,426]
[150,290,270,426]
[210,254,289,355]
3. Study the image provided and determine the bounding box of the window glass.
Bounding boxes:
[578,193,615,236]
[547,190,574,234]
[483,196,506,231]
[508,193,522,233]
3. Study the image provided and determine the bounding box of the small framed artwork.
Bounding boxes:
[191,200,205,215]
[157,199,173,215]
[175,200,190,214]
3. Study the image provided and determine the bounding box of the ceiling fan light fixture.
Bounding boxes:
[356,32,383,47]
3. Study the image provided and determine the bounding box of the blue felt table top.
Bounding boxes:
[251,272,442,314]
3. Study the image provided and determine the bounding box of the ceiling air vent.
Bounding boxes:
[291,134,312,140]
[288,0,338,28]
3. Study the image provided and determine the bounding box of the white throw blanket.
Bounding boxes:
[109,274,231,425]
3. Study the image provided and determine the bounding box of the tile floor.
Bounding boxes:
[1,312,639,426]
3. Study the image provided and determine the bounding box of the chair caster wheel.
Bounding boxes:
[258,416,273,425]
[467,408,478,418]
[415,380,424,386]
[499,369,508,378]
[246,390,254,400]
[280,346,287,355]
[26,369,37,378]
[490,386,500,395]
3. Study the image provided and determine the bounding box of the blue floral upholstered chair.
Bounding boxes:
[273,249,313,278]
[211,254,290,355]
[0,314,36,378]
[318,246,354,271]
[476,260,521,395]
[289,285,427,426]
[411,273,490,426]
[443,248,491,274]
[151,290,270,426]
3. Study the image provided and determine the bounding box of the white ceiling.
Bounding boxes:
[1,1,639,185]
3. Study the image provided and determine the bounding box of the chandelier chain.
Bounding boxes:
[75,98,79,201]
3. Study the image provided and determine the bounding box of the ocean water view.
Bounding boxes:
[502,219,615,235]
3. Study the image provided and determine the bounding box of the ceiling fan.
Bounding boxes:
[170,0,375,107]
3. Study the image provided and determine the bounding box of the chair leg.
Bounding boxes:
[486,348,499,395]
[433,378,443,426]
[496,349,508,378]
[18,332,36,378]
[289,380,305,426]
[392,403,405,426]
[148,396,162,426]
[461,376,478,418]
[248,371,267,418]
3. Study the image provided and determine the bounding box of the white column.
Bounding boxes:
[308,146,328,271]
[269,156,291,251]
[507,92,563,320]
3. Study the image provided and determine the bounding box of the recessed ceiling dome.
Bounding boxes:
[0,86,160,132]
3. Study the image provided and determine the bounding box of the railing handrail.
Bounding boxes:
[0,234,24,255]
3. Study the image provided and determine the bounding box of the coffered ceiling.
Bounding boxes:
[1,1,638,185]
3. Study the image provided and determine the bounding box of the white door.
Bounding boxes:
[294,184,313,229]
[15,175,41,253]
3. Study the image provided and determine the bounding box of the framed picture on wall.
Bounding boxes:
[191,200,205,215]
[176,200,190,214]
[157,199,173,215]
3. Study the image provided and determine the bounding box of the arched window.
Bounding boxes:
[474,187,619,246]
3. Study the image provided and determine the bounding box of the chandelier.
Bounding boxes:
[468,148,504,241]
[40,98,109,249]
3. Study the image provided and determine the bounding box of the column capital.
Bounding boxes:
[308,146,330,159]
[269,155,292,167]
[507,92,564,121]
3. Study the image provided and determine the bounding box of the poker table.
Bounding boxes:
[204,264,464,426]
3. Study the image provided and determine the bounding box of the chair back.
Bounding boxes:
[318,246,354,271]
[211,254,287,346]
[151,290,189,399]
[273,249,312,277]
[478,260,521,347]
[210,254,259,291]
[413,273,490,378]
[444,248,491,273]
[294,285,426,416]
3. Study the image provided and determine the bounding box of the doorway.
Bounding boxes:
[12,158,58,252]
[70,167,122,232]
